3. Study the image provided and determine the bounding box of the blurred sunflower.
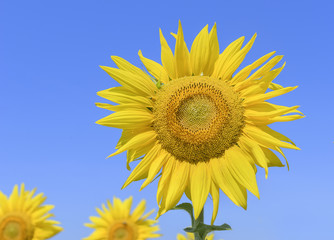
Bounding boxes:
[84,197,160,240]
[177,233,215,240]
[0,184,62,240]
[96,21,303,223]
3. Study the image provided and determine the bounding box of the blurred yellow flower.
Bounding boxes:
[97,21,303,223]
[0,184,62,240]
[84,197,160,240]
[177,233,215,240]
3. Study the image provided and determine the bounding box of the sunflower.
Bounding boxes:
[177,233,215,240]
[96,21,303,223]
[0,184,62,240]
[84,197,160,240]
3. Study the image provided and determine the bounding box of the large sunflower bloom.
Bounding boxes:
[96,21,303,223]
[84,197,160,240]
[0,184,62,240]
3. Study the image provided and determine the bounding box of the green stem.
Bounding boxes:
[194,208,205,240]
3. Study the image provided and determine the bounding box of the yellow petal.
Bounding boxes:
[225,146,260,198]
[190,163,210,219]
[156,158,175,214]
[222,33,257,81]
[120,197,133,218]
[243,86,298,106]
[95,103,150,112]
[269,82,284,90]
[111,56,151,82]
[204,23,219,75]
[116,128,151,149]
[261,147,285,167]
[210,183,219,224]
[245,102,302,119]
[239,63,286,97]
[219,158,247,209]
[211,36,244,78]
[239,135,268,178]
[209,157,248,209]
[258,125,297,146]
[177,234,187,240]
[106,130,156,158]
[174,20,191,77]
[138,50,169,84]
[246,55,284,81]
[96,109,153,129]
[122,143,160,188]
[131,199,146,221]
[164,161,190,211]
[243,124,300,150]
[100,66,156,96]
[140,150,169,190]
[190,25,209,75]
[126,144,152,170]
[159,28,176,79]
[97,87,153,106]
[230,51,276,85]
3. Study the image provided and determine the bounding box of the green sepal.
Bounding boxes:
[172,203,195,226]
[156,78,162,89]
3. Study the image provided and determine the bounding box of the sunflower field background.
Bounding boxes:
[0,0,333,240]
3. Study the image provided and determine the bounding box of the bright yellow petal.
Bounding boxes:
[97,87,153,106]
[211,36,244,78]
[261,147,285,167]
[190,25,209,75]
[243,86,298,106]
[209,157,247,209]
[225,146,260,198]
[174,20,191,77]
[106,130,156,158]
[230,51,276,85]
[239,63,286,97]
[190,163,210,219]
[96,109,153,129]
[239,135,268,178]
[138,50,169,84]
[203,23,219,75]
[140,149,169,190]
[111,56,152,82]
[245,102,302,119]
[122,143,160,188]
[159,28,176,78]
[164,161,190,211]
[210,183,219,224]
[156,158,175,216]
[222,33,257,81]
[243,124,300,150]
[100,66,157,96]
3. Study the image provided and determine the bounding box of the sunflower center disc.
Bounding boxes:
[109,223,135,240]
[153,76,245,164]
[0,215,33,240]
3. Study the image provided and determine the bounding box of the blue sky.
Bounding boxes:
[0,0,333,239]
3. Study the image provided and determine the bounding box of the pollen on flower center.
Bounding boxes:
[153,76,245,164]
[109,223,135,240]
[0,215,34,240]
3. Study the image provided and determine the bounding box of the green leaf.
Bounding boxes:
[184,223,232,234]
[172,202,195,225]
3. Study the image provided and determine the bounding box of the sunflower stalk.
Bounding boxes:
[173,203,232,240]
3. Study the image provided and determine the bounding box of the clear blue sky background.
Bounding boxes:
[1,1,333,239]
